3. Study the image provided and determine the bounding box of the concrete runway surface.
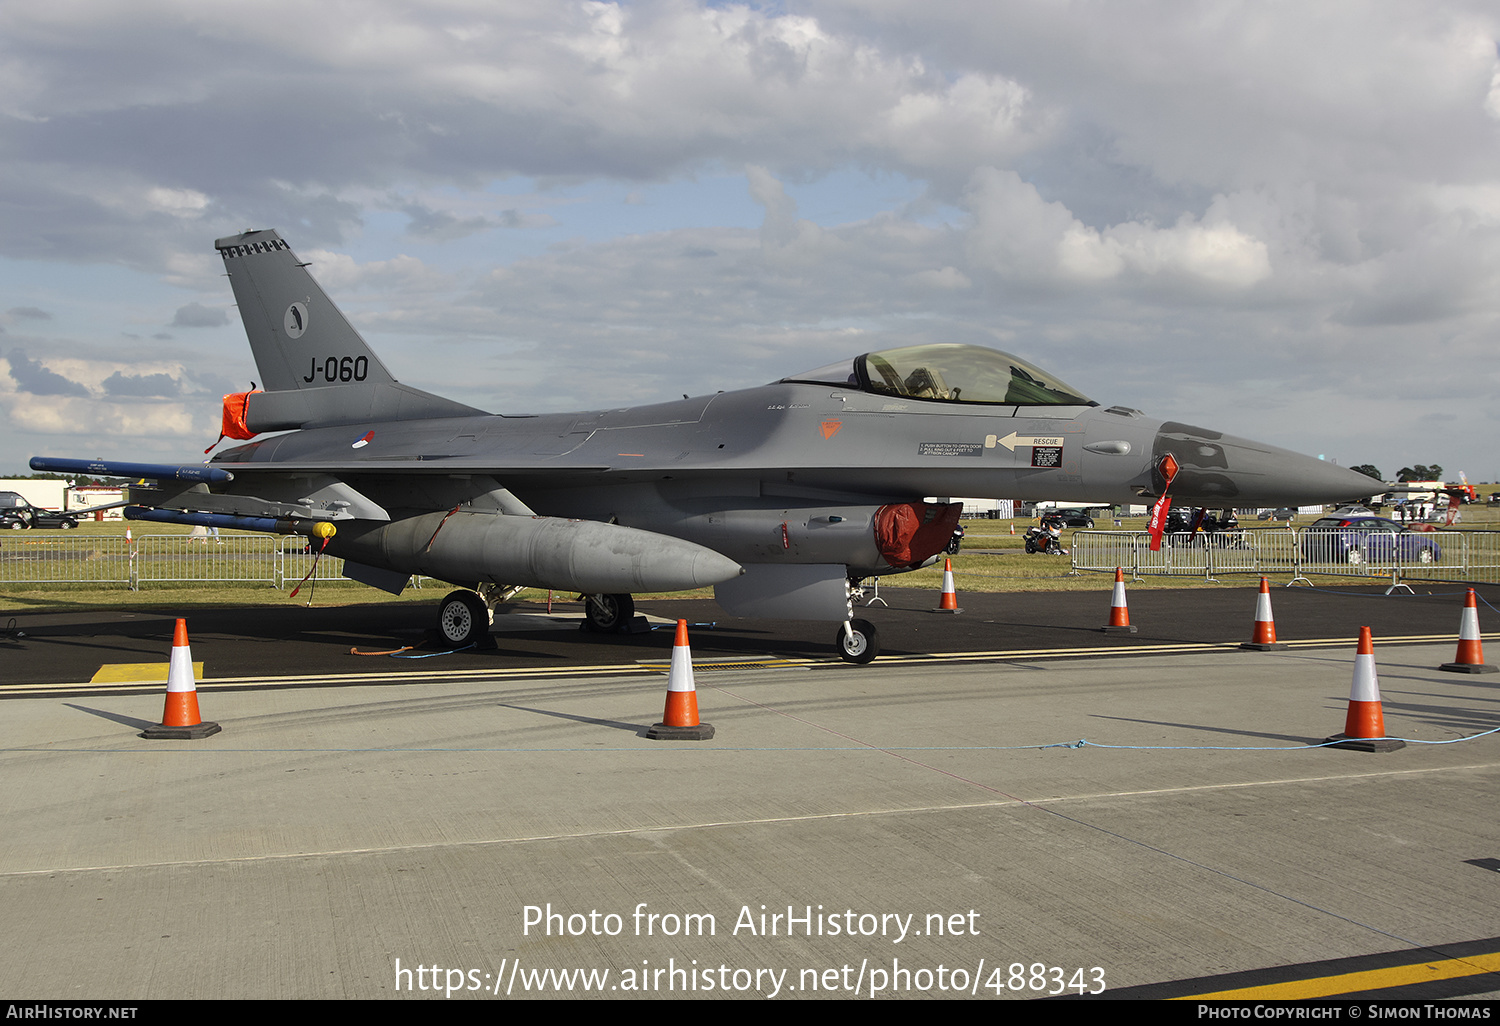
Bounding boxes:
[0,584,1498,1000]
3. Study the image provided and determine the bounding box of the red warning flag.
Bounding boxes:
[1147,494,1173,551]
[1146,453,1180,551]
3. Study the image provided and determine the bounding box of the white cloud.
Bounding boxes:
[0,393,205,438]
[146,187,209,217]
[296,250,444,293]
[966,168,1270,287]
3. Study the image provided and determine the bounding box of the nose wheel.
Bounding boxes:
[836,618,880,663]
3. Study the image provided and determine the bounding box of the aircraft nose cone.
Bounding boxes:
[1152,422,1378,507]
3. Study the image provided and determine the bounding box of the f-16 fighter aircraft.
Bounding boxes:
[33,230,1378,662]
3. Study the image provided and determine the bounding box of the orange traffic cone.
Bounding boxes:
[646,620,715,740]
[141,618,221,739]
[1325,627,1404,752]
[1100,567,1137,633]
[1241,577,1288,651]
[933,558,962,613]
[1440,589,1497,674]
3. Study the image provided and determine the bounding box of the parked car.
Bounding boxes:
[1165,508,1237,530]
[1300,516,1441,565]
[1164,508,1242,545]
[1045,508,1096,529]
[0,503,80,529]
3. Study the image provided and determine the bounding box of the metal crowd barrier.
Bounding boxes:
[5,527,1498,590]
[0,533,381,590]
[0,534,131,584]
[1071,528,1500,585]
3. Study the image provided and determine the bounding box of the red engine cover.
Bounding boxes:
[873,501,962,568]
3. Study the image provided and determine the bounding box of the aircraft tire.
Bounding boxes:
[438,589,489,646]
[836,619,880,664]
[583,593,635,633]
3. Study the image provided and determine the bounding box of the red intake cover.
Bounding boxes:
[873,501,963,568]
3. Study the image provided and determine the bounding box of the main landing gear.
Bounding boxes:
[436,586,884,664]
[438,589,490,646]
[435,583,525,646]
[582,593,635,633]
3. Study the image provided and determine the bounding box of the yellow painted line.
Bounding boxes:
[636,659,807,672]
[10,633,1476,696]
[871,632,1483,665]
[90,662,204,684]
[1177,949,1500,999]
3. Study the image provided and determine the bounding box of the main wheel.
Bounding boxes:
[583,593,635,633]
[836,618,880,664]
[1416,546,1437,564]
[438,589,489,646]
[1345,547,1364,565]
[1024,539,1037,553]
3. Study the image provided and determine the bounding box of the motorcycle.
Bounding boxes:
[944,524,966,555]
[1023,518,1069,555]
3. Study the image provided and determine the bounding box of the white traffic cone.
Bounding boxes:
[933,558,962,613]
[1240,577,1288,650]
[141,618,222,740]
[1100,567,1137,633]
[1325,627,1404,752]
[1440,589,1497,674]
[646,620,715,740]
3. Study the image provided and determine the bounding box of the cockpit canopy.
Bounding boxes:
[782,344,1095,407]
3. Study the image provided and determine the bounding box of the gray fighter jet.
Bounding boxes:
[33,229,1377,661]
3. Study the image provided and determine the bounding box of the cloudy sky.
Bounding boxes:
[3,1,1498,484]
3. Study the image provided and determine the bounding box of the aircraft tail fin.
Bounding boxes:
[215,229,482,430]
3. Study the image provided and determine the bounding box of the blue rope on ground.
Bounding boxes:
[1288,583,1472,600]
[1050,724,1500,751]
[388,644,475,659]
